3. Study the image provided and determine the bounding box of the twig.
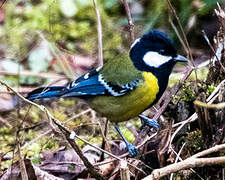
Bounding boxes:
[98,119,112,154]
[16,122,28,180]
[194,100,225,109]
[40,161,84,167]
[69,131,146,175]
[103,119,111,153]
[170,114,196,146]
[192,144,225,158]
[55,122,105,180]
[0,0,7,9]
[21,109,91,150]
[0,80,146,177]
[153,67,193,120]
[170,142,186,180]
[167,0,198,90]
[0,80,43,109]
[170,148,208,180]
[93,0,103,66]
[171,78,225,143]
[126,122,138,138]
[207,79,225,102]
[17,143,28,180]
[169,16,188,53]
[142,144,225,180]
[21,131,51,150]
[120,160,130,180]
[95,132,157,167]
[122,0,135,44]
[172,113,197,128]
[202,30,225,72]
[93,134,158,175]
[0,87,42,94]
[166,0,195,67]
[0,80,104,180]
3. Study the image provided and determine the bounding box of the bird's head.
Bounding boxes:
[129,30,187,74]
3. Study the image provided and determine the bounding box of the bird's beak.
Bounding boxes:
[173,55,188,62]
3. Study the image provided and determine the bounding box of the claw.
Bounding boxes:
[139,115,159,128]
[126,142,138,157]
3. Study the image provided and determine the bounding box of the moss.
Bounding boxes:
[206,84,216,96]
[186,130,204,155]
[180,82,197,102]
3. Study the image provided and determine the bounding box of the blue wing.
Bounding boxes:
[62,68,139,97]
[61,70,106,97]
[27,67,139,100]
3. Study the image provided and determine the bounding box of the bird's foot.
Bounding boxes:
[126,142,138,157]
[139,115,159,128]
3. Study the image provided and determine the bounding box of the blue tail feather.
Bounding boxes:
[27,86,65,100]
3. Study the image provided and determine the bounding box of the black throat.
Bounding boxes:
[130,51,176,104]
[150,61,176,104]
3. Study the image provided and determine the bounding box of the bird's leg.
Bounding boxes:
[138,114,159,128]
[114,123,138,157]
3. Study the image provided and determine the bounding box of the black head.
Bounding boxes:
[130,30,187,73]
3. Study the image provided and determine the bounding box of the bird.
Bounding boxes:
[27,30,187,157]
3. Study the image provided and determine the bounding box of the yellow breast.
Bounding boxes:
[90,72,159,123]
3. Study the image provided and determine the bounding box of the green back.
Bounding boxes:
[100,53,143,85]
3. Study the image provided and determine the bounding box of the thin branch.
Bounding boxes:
[192,144,225,158]
[169,142,186,180]
[171,78,225,143]
[17,143,29,180]
[149,157,225,180]
[98,119,112,154]
[166,0,198,88]
[93,0,103,66]
[0,80,146,176]
[0,0,7,9]
[194,100,225,109]
[0,80,44,109]
[202,30,225,72]
[55,122,105,180]
[0,80,104,180]
[69,130,146,175]
[120,160,130,180]
[122,0,135,44]
[166,0,195,67]
[153,67,193,120]
[170,147,204,180]
[169,16,188,53]
[142,144,225,180]
[21,109,92,150]
[207,79,225,102]
[170,114,195,146]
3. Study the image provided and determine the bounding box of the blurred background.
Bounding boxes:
[0,0,220,87]
[0,0,222,173]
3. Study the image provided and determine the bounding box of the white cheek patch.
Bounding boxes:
[143,51,172,67]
